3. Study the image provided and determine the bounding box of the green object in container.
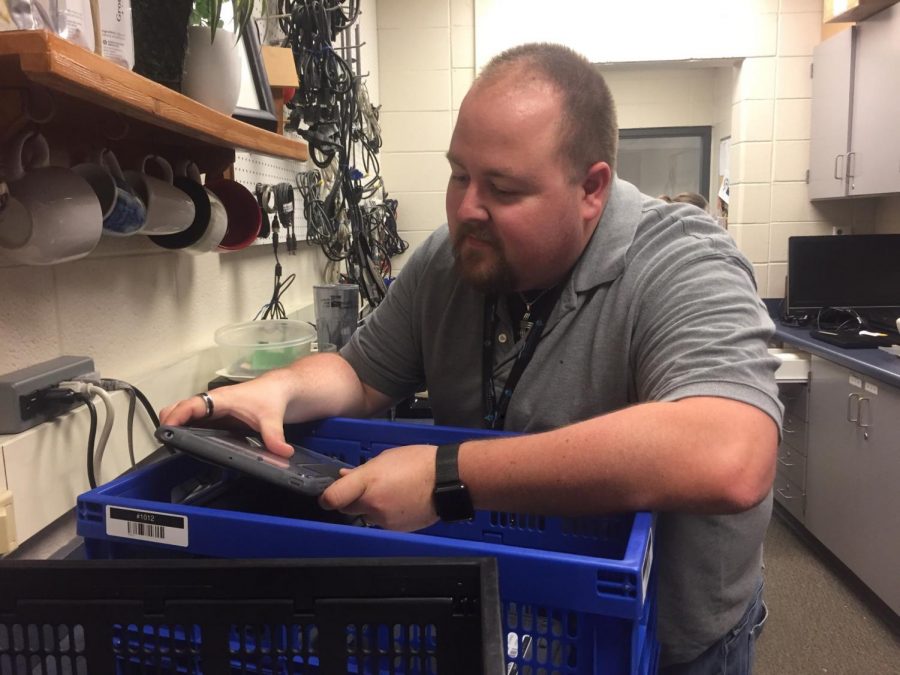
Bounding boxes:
[250,344,298,372]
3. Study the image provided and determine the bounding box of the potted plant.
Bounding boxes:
[181,0,257,113]
[191,0,256,43]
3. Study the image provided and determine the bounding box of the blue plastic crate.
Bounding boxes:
[77,418,658,674]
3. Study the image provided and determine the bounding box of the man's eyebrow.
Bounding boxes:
[445,153,522,180]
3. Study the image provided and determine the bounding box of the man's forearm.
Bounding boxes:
[277,353,395,422]
[458,396,778,516]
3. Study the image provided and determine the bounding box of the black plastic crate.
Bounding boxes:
[0,557,504,675]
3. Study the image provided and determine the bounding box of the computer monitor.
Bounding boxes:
[786,234,900,315]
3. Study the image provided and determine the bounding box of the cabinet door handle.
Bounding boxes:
[834,154,844,180]
[777,456,795,468]
[857,397,872,429]
[776,488,796,500]
[847,393,860,422]
[847,151,856,179]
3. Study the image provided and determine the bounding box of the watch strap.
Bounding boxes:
[435,442,462,485]
[433,443,474,521]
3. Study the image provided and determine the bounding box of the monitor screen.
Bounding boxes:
[787,234,900,313]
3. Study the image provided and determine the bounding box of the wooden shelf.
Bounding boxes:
[0,30,307,172]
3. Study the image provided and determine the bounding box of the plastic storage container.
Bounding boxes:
[214,320,316,378]
[0,557,505,674]
[77,418,659,674]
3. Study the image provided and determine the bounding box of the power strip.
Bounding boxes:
[0,356,96,435]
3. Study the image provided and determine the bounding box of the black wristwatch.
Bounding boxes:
[433,443,475,522]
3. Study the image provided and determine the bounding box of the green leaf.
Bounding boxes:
[208,0,222,42]
[193,0,254,42]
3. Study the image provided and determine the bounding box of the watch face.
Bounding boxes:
[433,483,475,522]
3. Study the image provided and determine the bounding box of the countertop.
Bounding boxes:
[766,300,900,388]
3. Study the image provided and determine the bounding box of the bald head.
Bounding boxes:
[470,43,619,179]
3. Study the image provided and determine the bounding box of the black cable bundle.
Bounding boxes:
[275,182,297,254]
[278,0,406,306]
[255,213,296,320]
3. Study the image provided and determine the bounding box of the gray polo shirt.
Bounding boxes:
[342,177,783,665]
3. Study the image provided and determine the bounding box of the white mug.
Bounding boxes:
[72,149,147,237]
[0,130,102,265]
[123,155,195,236]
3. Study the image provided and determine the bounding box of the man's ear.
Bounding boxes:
[581,161,613,223]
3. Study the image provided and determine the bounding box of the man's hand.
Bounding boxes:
[158,377,295,457]
[318,444,439,531]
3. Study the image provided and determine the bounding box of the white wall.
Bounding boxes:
[875,196,900,233]
[475,0,781,66]
[377,0,473,269]
[599,64,734,206]
[380,0,898,294]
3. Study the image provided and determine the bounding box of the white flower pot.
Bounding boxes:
[181,26,242,114]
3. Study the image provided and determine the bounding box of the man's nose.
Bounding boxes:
[456,183,489,222]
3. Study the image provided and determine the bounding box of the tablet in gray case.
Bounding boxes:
[155,425,352,497]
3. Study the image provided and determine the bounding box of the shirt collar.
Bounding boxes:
[551,177,643,318]
[573,176,643,291]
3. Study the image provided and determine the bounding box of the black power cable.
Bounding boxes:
[77,393,99,489]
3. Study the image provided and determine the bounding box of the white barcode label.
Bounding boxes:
[106,506,189,547]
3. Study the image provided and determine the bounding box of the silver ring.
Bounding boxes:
[197,392,215,418]
[360,516,370,527]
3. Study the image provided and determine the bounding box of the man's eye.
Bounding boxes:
[491,184,518,196]
[450,174,468,183]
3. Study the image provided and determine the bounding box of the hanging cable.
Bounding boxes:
[277,0,406,306]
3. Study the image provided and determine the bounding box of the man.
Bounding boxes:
[162,43,781,673]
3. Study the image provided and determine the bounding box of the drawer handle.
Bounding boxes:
[782,425,798,434]
[847,393,860,423]
[776,487,796,500]
[858,397,872,429]
[777,456,795,468]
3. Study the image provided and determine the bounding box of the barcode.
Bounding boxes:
[127,522,166,539]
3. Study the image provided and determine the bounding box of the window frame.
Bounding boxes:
[617,126,712,202]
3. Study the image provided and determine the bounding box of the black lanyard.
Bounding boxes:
[481,291,558,430]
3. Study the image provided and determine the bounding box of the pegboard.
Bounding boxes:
[233,150,309,243]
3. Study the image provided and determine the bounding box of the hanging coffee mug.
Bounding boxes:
[0,130,102,265]
[123,155,195,236]
[149,161,228,254]
[72,149,147,237]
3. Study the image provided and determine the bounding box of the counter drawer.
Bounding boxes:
[779,383,809,422]
[774,472,805,522]
[777,444,807,489]
[781,413,808,454]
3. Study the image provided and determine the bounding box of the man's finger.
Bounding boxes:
[259,421,295,457]
[159,398,206,426]
[319,471,366,511]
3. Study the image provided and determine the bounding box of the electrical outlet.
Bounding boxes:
[0,356,95,435]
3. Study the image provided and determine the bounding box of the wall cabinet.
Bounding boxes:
[808,4,900,199]
[805,356,900,614]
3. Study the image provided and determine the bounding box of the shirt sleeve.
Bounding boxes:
[339,233,438,399]
[630,217,784,428]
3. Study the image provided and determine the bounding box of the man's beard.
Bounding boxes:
[451,223,517,294]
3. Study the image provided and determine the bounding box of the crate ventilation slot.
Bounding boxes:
[503,602,579,674]
[0,623,87,675]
